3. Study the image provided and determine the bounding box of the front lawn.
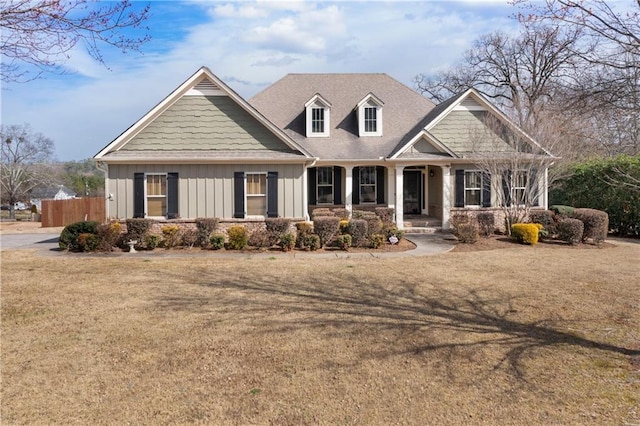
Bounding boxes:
[1,243,638,424]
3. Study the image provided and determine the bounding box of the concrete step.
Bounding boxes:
[403,226,442,234]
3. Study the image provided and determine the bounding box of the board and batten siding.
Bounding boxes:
[107,164,305,220]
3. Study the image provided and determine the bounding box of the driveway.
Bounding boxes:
[0,233,61,250]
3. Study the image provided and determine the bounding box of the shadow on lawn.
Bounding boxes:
[157,267,639,381]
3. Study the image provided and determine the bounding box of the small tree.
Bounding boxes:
[0,124,55,219]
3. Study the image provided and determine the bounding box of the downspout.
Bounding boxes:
[303,158,319,221]
[95,160,110,222]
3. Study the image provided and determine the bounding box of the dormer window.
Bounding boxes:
[305,94,331,137]
[357,93,383,137]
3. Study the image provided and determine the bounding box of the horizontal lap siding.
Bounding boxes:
[108,164,304,220]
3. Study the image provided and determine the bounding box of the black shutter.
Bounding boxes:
[530,169,539,206]
[454,169,465,208]
[482,172,491,207]
[376,166,385,204]
[167,172,179,219]
[233,172,245,218]
[333,167,342,205]
[352,167,360,205]
[502,171,512,207]
[133,173,145,218]
[308,167,317,205]
[267,171,278,218]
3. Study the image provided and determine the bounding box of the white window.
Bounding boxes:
[246,173,266,216]
[146,174,167,217]
[357,94,383,137]
[359,166,377,203]
[305,95,331,137]
[512,171,528,206]
[317,167,333,205]
[464,171,482,206]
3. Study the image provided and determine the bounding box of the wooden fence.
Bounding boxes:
[41,197,105,227]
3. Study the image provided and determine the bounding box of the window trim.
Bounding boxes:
[305,95,331,138]
[464,170,482,207]
[145,173,168,218]
[316,166,334,205]
[359,166,377,204]
[511,170,528,207]
[357,94,383,137]
[245,172,267,218]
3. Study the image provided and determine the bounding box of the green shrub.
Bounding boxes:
[347,219,368,247]
[572,208,609,243]
[182,229,198,249]
[352,210,377,220]
[124,218,153,249]
[529,210,556,235]
[456,223,479,244]
[295,222,313,248]
[300,234,320,251]
[265,218,291,245]
[145,234,160,250]
[364,216,383,237]
[278,232,296,252]
[370,233,385,249]
[96,222,122,251]
[210,234,225,250]
[511,223,540,245]
[450,213,470,236]
[59,221,99,251]
[195,218,219,247]
[384,225,405,241]
[248,228,272,248]
[227,225,248,250]
[336,234,352,250]
[313,216,340,247]
[76,232,99,252]
[161,225,182,248]
[557,218,584,245]
[476,212,495,237]
[339,219,350,235]
[550,205,575,217]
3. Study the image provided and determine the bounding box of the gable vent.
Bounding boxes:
[455,97,486,111]
[186,79,224,96]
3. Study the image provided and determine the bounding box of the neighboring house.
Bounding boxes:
[94,66,554,229]
[30,184,77,211]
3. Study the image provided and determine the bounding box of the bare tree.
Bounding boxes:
[1,0,150,82]
[1,124,55,219]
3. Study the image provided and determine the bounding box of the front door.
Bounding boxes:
[403,170,422,214]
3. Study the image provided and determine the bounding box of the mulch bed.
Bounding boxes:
[452,235,616,252]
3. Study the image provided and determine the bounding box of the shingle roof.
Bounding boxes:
[250,74,436,160]
[30,185,76,199]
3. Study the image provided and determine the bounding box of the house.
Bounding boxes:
[94,66,554,230]
[30,184,77,211]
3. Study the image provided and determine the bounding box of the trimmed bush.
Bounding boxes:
[210,234,225,250]
[572,208,609,243]
[332,208,349,219]
[450,213,470,236]
[195,218,219,247]
[313,216,340,247]
[347,219,368,247]
[370,233,385,249]
[96,222,122,251]
[59,221,99,251]
[456,223,479,244]
[365,216,383,237]
[311,208,334,218]
[529,210,556,235]
[265,218,291,245]
[161,225,182,248]
[339,219,350,235]
[557,218,584,245]
[511,223,540,245]
[295,222,313,249]
[248,228,271,248]
[278,232,296,252]
[182,229,198,249]
[375,207,394,225]
[227,225,248,250]
[476,212,495,237]
[124,218,153,249]
[77,232,99,252]
[385,225,405,240]
[336,234,352,250]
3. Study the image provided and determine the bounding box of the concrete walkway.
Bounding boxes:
[0,232,456,259]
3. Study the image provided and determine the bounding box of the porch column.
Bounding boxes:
[302,164,310,220]
[345,165,353,217]
[387,165,395,211]
[441,165,451,230]
[395,165,405,229]
[543,167,549,210]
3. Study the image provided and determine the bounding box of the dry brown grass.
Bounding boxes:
[2,242,639,425]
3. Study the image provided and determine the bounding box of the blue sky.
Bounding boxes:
[1,0,519,161]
